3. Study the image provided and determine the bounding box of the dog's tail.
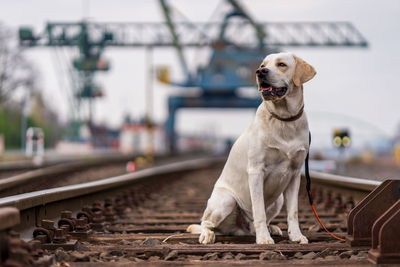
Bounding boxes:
[186,224,202,234]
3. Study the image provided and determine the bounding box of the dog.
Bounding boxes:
[187,52,316,244]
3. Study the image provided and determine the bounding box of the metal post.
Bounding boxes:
[145,47,153,124]
[88,95,94,145]
[145,46,154,162]
[20,93,28,153]
[165,105,176,153]
[338,147,346,175]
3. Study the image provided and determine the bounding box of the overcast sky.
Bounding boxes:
[1,0,399,148]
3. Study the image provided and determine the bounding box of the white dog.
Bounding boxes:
[187,52,316,244]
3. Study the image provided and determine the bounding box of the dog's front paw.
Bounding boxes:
[268,225,283,236]
[289,233,308,244]
[199,228,215,244]
[256,235,275,244]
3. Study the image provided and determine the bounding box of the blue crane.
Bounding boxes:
[157,0,367,151]
[18,0,368,150]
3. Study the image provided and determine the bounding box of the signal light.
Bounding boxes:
[333,128,351,148]
[333,136,342,147]
[342,136,351,147]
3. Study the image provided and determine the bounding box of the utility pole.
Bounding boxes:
[145,46,154,163]
[20,91,29,153]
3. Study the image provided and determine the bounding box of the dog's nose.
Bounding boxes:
[256,67,269,76]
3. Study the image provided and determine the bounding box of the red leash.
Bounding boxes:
[305,132,345,242]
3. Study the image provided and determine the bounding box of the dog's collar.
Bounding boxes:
[269,104,304,122]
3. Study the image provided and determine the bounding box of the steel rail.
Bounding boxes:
[302,170,381,192]
[0,158,73,172]
[0,154,135,192]
[0,152,134,172]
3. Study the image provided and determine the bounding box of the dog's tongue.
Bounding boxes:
[262,86,273,91]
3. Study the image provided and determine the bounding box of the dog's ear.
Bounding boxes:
[292,55,316,87]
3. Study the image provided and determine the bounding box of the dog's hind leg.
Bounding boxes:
[266,193,284,236]
[199,188,236,244]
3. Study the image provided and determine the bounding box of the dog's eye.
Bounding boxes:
[277,62,287,67]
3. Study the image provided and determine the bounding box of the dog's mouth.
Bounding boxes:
[259,82,287,98]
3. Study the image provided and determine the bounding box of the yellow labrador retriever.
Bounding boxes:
[187,52,316,244]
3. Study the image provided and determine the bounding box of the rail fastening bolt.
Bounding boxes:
[53,228,67,244]
[60,210,73,219]
[41,220,55,230]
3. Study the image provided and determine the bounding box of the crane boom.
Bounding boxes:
[158,0,192,81]
[223,0,266,48]
[19,21,367,48]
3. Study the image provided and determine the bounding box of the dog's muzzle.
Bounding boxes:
[256,68,287,98]
[260,82,288,98]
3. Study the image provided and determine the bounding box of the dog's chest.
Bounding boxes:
[263,136,307,170]
[260,138,307,199]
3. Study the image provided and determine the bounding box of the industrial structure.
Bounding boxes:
[18,0,368,151]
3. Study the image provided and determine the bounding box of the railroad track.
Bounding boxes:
[0,158,76,179]
[0,154,135,198]
[0,152,135,176]
[0,153,206,198]
[0,152,141,180]
[0,156,393,266]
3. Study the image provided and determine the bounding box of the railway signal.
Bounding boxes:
[333,128,351,148]
[333,128,350,175]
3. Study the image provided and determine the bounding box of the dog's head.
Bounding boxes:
[256,52,316,101]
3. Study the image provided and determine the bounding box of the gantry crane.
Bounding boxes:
[18,0,367,150]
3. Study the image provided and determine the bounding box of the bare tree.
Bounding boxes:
[0,23,37,103]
